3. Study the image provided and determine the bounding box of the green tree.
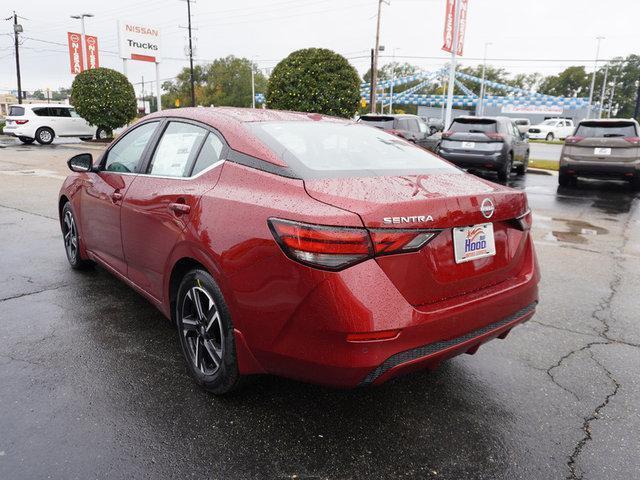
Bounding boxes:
[539,66,590,97]
[267,48,360,118]
[602,55,640,118]
[71,68,136,136]
[161,64,208,108]
[203,56,267,107]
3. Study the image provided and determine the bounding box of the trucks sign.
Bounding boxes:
[118,21,162,63]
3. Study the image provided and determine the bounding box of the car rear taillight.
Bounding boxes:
[368,229,437,256]
[268,219,439,271]
[624,136,640,144]
[441,131,453,139]
[15,120,29,125]
[565,135,585,144]
[510,210,532,231]
[484,132,504,141]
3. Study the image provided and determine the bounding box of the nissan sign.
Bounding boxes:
[118,21,162,63]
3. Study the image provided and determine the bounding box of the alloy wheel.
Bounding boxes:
[39,130,52,143]
[63,210,78,262]
[180,285,224,375]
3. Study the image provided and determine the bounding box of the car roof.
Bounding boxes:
[9,103,72,108]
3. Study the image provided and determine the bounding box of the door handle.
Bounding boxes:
[111,191,123,203]
[169,202,190,214]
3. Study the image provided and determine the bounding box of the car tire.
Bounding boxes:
[558,171,576,187]
[497,153,513,182]
[80,137,93,142]
[18,136,34,144]
[35,127,54,145]
[175,269,242,395]
[61,202,94,270]
[545,132,554,142]
[95,127,111,140]
[515,151,529,175]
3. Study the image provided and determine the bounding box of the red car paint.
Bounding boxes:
[59,107,539,388]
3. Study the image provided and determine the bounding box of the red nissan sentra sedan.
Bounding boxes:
[58,107,539,393]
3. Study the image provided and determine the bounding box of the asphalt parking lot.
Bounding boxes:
[1,139,639,479]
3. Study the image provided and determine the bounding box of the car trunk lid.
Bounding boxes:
[304,173,530,306]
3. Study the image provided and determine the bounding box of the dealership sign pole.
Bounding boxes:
[442,0,467,130]
[118,21,162,111]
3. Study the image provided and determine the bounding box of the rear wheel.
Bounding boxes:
[497,153,513,182]
[545,132,555,142]
[175,269,242,394]
[61,202,93,269]
[515,151,529,175]
[558,171,576,187]
[35,127,54,145]
[18,136,34,144]
[95,127,111,140]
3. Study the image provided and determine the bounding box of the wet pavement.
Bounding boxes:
[0,143,639,479]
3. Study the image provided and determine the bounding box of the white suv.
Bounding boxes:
[3,103,108,145]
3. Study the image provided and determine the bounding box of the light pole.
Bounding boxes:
[607,75,618,118]
[478,42,492,117]
[370,0,389,114]
[389,47,399,114]
[70,13,94,71]
[586,36,604,119]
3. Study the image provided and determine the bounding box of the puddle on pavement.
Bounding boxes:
[544,218,609,244]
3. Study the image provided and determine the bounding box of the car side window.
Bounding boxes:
[409,119,420,133]
[417,120,428,134]
[32,107,49,117]
[192,133,224,176]
[104,121,159,173]
[69,109,81,118]
[147,122,208,178]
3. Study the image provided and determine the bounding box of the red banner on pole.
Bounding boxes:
[85,35,100,69]
[441,0,455,53]
[67,32,84,75]
[441,0,468,56]
[456,0,469,56]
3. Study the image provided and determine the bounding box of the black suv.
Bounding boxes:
[438,116,530,181]
[358,114,439,151]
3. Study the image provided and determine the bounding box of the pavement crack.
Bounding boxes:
[0,202,57,220]
[566,351,620,480]
[546,341,608,401]
[0,283,69,302]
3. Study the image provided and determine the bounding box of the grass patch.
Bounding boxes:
[529,159,559,171]
[529,139,564,145]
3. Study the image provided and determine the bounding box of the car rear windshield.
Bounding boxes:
[449,118,497,133]
[358,116,395,129]
[575,121,637,138]
[9,106,24,116]
[514,120,529,126]
[248,121,460,178]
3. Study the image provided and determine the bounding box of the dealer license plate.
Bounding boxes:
[453,223,496,264]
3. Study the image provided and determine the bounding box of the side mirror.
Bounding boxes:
[67,153,94,173]
[523,132,529,140]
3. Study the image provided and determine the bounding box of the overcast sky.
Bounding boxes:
[1,0,638,95]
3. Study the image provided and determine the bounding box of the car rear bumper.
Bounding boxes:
[438,150,506,170]
[251,235,539,388]
[2,125,33,138]
[561,159,640,179]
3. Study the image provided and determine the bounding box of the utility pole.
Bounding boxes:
[251,59,256,108]
[370,0,388,114]
[444,0,462,129]
[70,13,93,71]
[607,75,617,118]
[478,42,491,117]
[598,64,608,119]
[6,12,23,103]
[587,36,604,119]
[634,81,640,121]
[141,75,145,114]
[183,0,196,107]
[369,48,374,111]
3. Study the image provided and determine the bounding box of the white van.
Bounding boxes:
[3,103,109,145]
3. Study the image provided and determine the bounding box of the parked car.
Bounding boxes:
[3,103,109,145]
[559,118,640,188]
[528,118,574,141]
[513,118,530,134]
[421,116,445,134]
[438,116,530,181]
[359,114,439,151]
[58,107,539,393]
